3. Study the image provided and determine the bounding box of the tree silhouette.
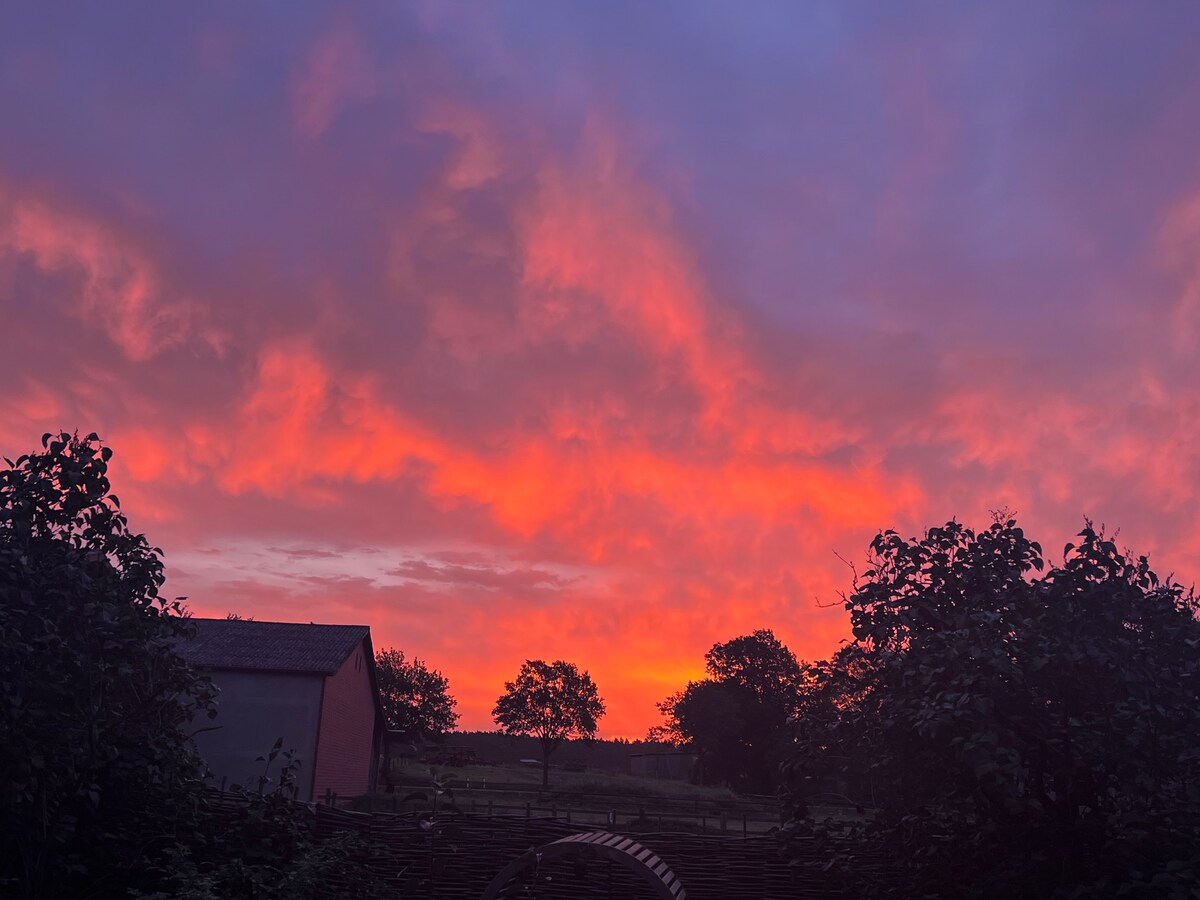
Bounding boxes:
[375,648,459,737]
[492,659,605,786]
[0,432,216,895]
[652,629,803,791]
[785,518,1200,898]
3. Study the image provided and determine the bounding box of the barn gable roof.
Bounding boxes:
[178,618,370,675]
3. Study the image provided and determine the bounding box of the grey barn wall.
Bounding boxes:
[193,670,323,801]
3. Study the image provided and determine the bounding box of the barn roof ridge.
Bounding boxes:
[177,618,371,675]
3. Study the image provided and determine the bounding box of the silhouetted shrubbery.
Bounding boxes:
[784,518,1200,898]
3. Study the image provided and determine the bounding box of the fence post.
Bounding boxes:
[526,802,532,818]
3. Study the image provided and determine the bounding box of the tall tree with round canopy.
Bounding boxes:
[492,659,605,786]
[375,648,459,738]
[652,629,804,791]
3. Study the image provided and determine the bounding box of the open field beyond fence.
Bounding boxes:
[348,760,864,836]
[356,760,793,835]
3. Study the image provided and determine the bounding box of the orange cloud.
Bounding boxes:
[519,144,753,427]
[10,8,1200,740]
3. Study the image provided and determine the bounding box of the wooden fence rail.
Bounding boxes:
[208,789,887,899]
[358,779,783,836]
[346,792,778,836]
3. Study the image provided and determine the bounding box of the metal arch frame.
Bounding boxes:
[479,830,687,900]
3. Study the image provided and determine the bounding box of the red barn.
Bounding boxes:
[178,618,384,802]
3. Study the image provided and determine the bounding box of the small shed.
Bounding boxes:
[178,618,384,802]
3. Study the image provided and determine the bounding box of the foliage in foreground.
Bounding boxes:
[493,659,605,787]
[784,518,1200,899]
[0,433,390,899]
[132,745,393,900]
[0,432,218,898]
[651,629,804,792]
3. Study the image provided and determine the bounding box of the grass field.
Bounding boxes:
[354,759,786,834]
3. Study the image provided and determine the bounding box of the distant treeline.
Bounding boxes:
[437,732,673,773]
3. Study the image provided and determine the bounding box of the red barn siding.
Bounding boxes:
[312,640,378,801]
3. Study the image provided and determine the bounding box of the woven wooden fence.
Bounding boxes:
[199,790,880,898]
[307,804,864,899]
[346,790,780,836]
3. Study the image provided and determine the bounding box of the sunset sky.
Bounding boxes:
[4,3,1200,737]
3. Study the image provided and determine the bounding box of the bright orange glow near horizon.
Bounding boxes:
[5,5,1200,737]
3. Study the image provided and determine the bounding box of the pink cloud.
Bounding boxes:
[0,184,201,360]
[291,28,377,138]
[6,6,1200,737]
